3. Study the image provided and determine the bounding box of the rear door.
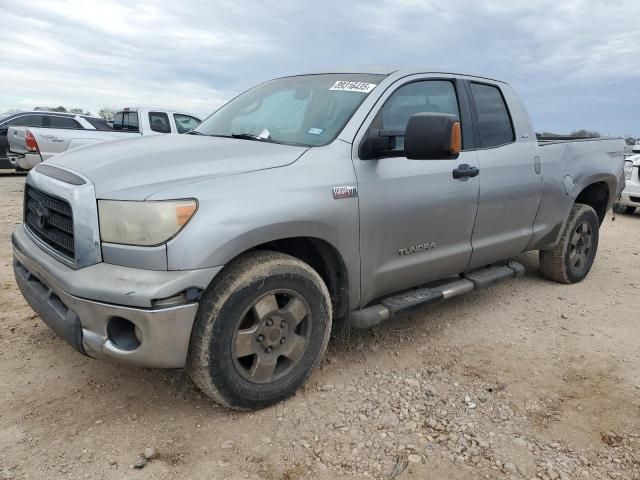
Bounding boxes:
[353,76,480,305]
[465,81,542,269]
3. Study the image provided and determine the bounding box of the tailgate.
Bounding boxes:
[8,127,27,155]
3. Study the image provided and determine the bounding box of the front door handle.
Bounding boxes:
[453,164,479,179]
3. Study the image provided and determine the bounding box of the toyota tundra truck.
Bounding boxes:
[12,69,625,410]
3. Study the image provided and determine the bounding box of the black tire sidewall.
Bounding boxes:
[564,207,599,283]
[205,271,330,409]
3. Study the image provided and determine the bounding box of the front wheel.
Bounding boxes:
[624,206,636,215]
[187,251,332,410]
[539,203,600,284]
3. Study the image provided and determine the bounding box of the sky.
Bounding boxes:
[0,0,638,137]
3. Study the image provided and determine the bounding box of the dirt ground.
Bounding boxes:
[1,173,639,480]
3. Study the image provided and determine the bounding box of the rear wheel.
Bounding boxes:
[187,251,332,410]
[539,203,599,284]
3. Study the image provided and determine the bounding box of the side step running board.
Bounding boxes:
[350,261,525,329]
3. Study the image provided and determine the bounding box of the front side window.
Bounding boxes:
[149,112,171,133]
[372,80,460,153]
[173,114,201,134]
[5,114,44,127]
[470,83,515,148]
[195,73,385,147]
[112,112,139,132]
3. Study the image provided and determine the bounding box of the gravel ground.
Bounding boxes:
[1,173,639,480]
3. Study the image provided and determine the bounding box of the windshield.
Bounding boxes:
[195,74,385,147]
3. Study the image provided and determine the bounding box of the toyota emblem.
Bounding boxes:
[34,200,47,229]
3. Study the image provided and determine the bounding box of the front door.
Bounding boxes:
[353,77,480,306]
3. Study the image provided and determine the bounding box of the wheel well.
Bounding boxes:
[253,237,349,320]
[575,181,609,224]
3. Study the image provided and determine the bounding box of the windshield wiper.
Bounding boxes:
[231,132,270,142]
[186,130,204,135]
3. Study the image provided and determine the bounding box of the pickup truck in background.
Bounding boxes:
[8,107,202,170]
[624,144,640,159]
[0,111,111,170]
[12,69,625,410]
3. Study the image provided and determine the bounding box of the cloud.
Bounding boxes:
[0,0,638,135]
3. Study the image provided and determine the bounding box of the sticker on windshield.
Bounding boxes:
[329,81,377,93]
[307,127,324,135]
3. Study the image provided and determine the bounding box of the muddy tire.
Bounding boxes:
[187,251,332,410]
[539,203,599,284]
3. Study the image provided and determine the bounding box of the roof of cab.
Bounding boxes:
[296,67,509,85]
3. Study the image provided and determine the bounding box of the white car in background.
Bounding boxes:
[8,107,202,170]
[619,153,640,214]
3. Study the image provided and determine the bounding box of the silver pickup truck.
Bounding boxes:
[8,107,201,170]
[12,69,625,410]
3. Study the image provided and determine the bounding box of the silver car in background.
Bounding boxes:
[619,153,640,214]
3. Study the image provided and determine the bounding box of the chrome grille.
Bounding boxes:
[24,185,75,260]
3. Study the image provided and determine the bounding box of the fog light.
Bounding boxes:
[107,317,142,351]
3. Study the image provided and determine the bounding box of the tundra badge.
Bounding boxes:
[398,242,436,256]
[333,186,358,199]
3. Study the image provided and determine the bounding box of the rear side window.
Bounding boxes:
[173,114,201,134]
[85,117,112,130]
[112,112,139,132]
[149,112,171,133]
[470,83,515,148]
[49,116,81,129]
[5,114,44,127]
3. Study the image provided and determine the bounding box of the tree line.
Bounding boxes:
[538,130,637,145]
[30,105,118,121]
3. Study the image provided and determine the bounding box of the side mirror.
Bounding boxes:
[358,128,397,160]
[404,113,461,160]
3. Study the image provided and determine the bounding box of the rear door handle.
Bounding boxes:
[453,164,479,179]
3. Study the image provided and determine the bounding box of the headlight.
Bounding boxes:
[98,199,197,246]
[624,161,633,180]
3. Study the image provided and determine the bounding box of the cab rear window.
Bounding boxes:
[112,112,139,132]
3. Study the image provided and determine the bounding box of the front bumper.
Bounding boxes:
[12,225,223,368]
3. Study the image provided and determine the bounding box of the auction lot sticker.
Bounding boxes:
[329,81,377,93]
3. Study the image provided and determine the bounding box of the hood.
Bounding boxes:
[48,134,308,199]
